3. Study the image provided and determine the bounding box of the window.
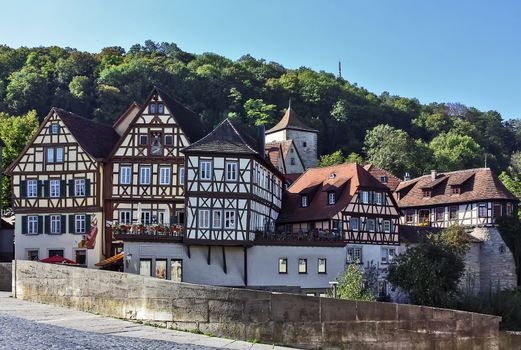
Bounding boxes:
[149,103,156,114]
[493,203,502,219]
[328,192,335,205]
[298,258,307,274]
[27,216,38,235]
[303,141,307,147]
[200,160,212,180]
[50,215,61,234]
[318,258,327,274]
[361,191,369,204]
[375,192,383,205]
[224,210,236,229]
[170,259,183,282]
[157,102,164,114]
[449,206,458,220]
[380,176,388,184]
[367,218,376,232]
[383,220,391,233]
[419,209,430,224]
[332,219,340,231]
[155,259,167,279]
[27,180,38,198]
[139,167,151,185]
[435,207,445,222]
[347,247,362,264]
[27,249,39,261]
[225,161,238,181]
[139,259,152,276]
[141,211,151,225]
[212,210,222,228]
[120,166,132,184]
[290,158,295,165]
[301,195,308,207]
[164,135,173,146]
[150,132,163,155]
[75,249,87,266]
[119,211,131,224]
[50,123,60,134]
[199,209,210,229]
[179,166,185,186]
[139,135,148,146]
[422,190,431,198]
[75,215,86,234]
[350,217,359,231]
[46,147,64,163]
[56,147,64,162]
[47,148,54,163]
[159,167,171,185]
[49,180,60,197]
[452,186,461,195]
[74,179,85,197]
[278,258,288,274]
[405,210,414,223]
[381,248,396,264]
[48,249,63,258]
[507,203,513,216]
[478,203,487,218]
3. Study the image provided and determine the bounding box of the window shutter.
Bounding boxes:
[37,180,42,197]
[44,216,50,234]
[85,179,91,196]
[48,125,53,134]
[37,216,43,234]
[61,215,66,234]
[69,215,75,234]
[60,180,66,197]
[20,180,26,198]
[68,180,74,197]
[85,215,91,232]
[21,216,27,234]
[43,181,49,198]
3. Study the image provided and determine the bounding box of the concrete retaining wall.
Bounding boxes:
[13,260,501,349]
[0,262,11,291]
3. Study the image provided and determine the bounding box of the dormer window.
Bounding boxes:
[150,132,163,155]
[328,192,335,205]
[380,176,388,184]
[422,190,431,198]
[451,186,461,195]
[157,102,164,114]
[301,195,309,207]
[329,173,336,179]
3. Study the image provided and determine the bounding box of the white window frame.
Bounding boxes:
[27,216,38,235]
[139,166,151,185]
[74,179,85,197]
[301,195,308,207]
[225,161,238,181]
[212,210,222,229]
[199,209,210,229]
[367,218,376,232]
[75,215,86,234]
[383,220,391,233]
[478,203,487,218]
[200,160,212,180]
[279,258,288,274]
[47,148,54,163]
[119,211,131,225]
[120,166,132,184]
[318,258,327,274]
[50,123,60,134]
[328,192,335,205]
[224,210,236,229]
[179,166,185,186]
[347,247,362,264]
[350,217,359,231]
[50,215,61,234]
[27,180,38,198]
[56,147,64,162]
[361,191,369,204]
[159,167,171,185]
[298,258,307,274]
[375,192,383,205]
[49,180,60,198]
[381,248,396,264]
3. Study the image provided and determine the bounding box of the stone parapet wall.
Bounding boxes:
[0,262,11,291]
[13,260,501,349]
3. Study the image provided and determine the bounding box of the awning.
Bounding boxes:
[40,255,79,265]
[95,252,124,267]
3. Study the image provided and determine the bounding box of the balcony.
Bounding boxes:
[112,224,184,243]
[254,229,346,247]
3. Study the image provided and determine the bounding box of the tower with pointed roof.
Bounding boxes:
[265,104,318,169]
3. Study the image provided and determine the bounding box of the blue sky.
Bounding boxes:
[1,0,520,119]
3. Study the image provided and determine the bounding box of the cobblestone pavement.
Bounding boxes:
[0,292,296,350]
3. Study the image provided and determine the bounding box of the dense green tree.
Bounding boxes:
[428,132,483,171]
[318,150,345,167]
[243,98,277,126]
[330,263,375,301]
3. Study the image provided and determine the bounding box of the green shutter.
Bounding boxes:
[37,216,43,234]
[60,180,66,198]
[85,179,91,196]
[61,215,66,234]
[21,216,27,234]
[68,180,74,197]
[85,214,91,232]
[20,180,26,198]
[69,214,75,234]
[44,215,50,234]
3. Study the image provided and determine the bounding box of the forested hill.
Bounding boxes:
[1,40,520,179]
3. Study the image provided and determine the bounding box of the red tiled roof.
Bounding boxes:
[277,163,388,223]
[364,164,402,191]
[266,107,318,134]
[396,168,518,208]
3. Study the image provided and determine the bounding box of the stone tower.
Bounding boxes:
[265,105,318,169]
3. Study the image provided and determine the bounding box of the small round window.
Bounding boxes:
[329,173,336,179]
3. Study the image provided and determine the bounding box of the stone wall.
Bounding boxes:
[13,260,501,350]
[0,262,12,291]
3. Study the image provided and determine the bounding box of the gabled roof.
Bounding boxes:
[54,108,120,160]
[266,106,318,134]
[396,168,518,208]
[112,102,141,130]
[363,164,402,191]
[265,140,304,174]
[277,163,388,223]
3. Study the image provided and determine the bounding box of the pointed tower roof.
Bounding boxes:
[266,105,318,134]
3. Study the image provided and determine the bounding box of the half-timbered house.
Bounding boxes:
[265,140,305,175]
[7,108,119,267]
[104,87,206,257]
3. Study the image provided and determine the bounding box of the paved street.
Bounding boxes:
[0,292,295,350]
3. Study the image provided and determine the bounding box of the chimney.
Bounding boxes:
[404,172,411,181]
[431,170,437,181]
[258,125,266,158]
